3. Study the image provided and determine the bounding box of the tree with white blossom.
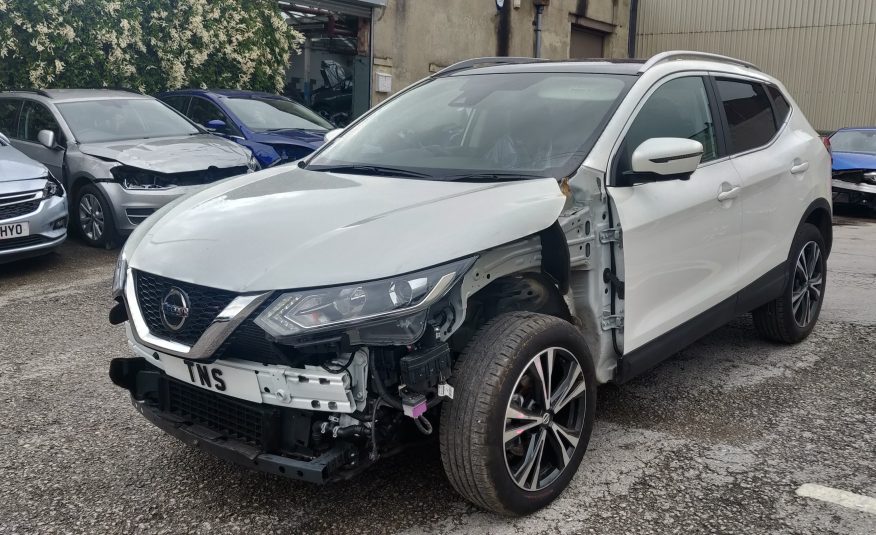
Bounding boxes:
[0,0,303,93]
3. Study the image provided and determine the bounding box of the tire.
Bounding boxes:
[439,312,596,516]
[74,183,116,248]
[753,223,826,343]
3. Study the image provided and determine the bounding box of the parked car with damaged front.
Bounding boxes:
[108,52,832,516]
[0,131,67,262]
[0,90,258,248]
[827,127,876,208]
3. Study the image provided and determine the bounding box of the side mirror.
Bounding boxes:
[205,119,226,132]
[37,129,56,149]
[0,132,9,144]
[629,137,703,183]
[323,128,344,144]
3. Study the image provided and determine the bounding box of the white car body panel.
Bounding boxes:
[732,109,831,288]
[608,157,743,352]
[126,166,566,292]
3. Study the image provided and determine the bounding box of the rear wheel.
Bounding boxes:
[75,183,116,248]
[439,312,596,516]
[753,223,826,343]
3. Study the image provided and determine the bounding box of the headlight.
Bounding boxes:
[255,257,475,340]
[246,153,260,172]
[41,173,64,198]
[111,166,171,190]
[112,251,128,298]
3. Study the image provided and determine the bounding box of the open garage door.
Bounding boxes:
[279,1,385,126]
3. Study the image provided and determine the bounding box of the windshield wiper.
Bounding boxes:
[306,165,432,178]
[438,172,547,182]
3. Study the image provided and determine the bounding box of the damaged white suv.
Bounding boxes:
[109,51,832,515]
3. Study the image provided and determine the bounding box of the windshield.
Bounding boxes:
[57,99,200,143]
[224,97,332,131]
[308,72,633,180]
[830,129,876,154]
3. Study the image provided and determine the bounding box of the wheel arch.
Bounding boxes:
[800,198,832,256]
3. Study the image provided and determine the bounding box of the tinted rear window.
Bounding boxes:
[716,79,777,154]
[767,86,791,126]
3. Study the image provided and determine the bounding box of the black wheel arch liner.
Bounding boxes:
[538,220,571,294]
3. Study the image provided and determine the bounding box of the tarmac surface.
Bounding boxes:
[0,209,873,534]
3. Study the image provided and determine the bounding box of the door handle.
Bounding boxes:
[790,161,809,174]
[717,186,741,202]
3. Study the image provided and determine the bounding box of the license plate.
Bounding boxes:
[0,221,29,240]
[163,357,262,403]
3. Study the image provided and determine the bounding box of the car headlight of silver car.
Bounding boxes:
[41,173,64,198]
[255,257,475,342]
[246,153,260,172]
[112,250,128,298]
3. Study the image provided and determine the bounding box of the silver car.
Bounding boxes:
[0,132,67,263]
[0,90,258,248]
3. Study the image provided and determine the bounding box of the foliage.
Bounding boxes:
[0,0,303,93]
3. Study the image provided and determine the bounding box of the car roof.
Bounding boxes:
[446,59,645,77]
[0,89,150,103]
[832,127,876,133]
[159,88,288,100]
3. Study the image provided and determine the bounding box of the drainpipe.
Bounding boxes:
[627,0,640,58]
[533,4,545,58]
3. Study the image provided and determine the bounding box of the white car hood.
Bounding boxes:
[127,166,566,292]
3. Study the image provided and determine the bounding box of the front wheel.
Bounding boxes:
[439,312,596,516]
[75,184,116,248]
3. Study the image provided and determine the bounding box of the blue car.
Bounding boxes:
[157,90,334,167]
[828,127,876,207]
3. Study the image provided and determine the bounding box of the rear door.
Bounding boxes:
[715,78,817,302]
[608,74,743,353]
[14,100,65,179]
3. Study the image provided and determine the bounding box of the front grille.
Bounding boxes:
[0,235,48,251]
[134,271,237,346]
[213,299,296,365]
[166,378,266,447]
[0,200,40,220]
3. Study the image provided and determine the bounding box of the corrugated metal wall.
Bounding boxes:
[636,0,876,130]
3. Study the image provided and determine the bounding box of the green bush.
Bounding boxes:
[0,0,303,93]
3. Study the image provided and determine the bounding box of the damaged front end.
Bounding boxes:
[109,257,473,483]
[110,163,254,190]
[832,169,876,207]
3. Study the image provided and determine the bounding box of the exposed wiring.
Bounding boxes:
[321,347,359,374]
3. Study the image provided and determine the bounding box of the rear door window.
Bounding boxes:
[767,86,791,127]
[0,99,22,138]
[715,79,777,154]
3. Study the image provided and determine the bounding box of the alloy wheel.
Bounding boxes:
[792,240,823,328]
[504,347,587,491]
[79,193,104,242]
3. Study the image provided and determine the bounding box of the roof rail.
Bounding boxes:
[433,57,544,77]
[0,88,52,98]
[639,50,761,73]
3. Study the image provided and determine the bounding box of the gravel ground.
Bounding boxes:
[0,212,874,535]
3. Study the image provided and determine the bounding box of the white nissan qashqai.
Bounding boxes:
[109,51,832,515]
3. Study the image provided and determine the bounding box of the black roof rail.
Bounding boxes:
[433,57,545,77]
[0,88,52,98]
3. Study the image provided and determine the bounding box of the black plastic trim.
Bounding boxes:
[539,221,571,294]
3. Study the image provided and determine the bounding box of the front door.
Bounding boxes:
[14,100,65,180]
[608,75,743,353]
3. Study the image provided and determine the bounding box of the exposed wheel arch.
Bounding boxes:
[449,272,572,354]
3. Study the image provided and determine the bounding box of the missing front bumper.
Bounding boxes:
[110,356,358,484]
